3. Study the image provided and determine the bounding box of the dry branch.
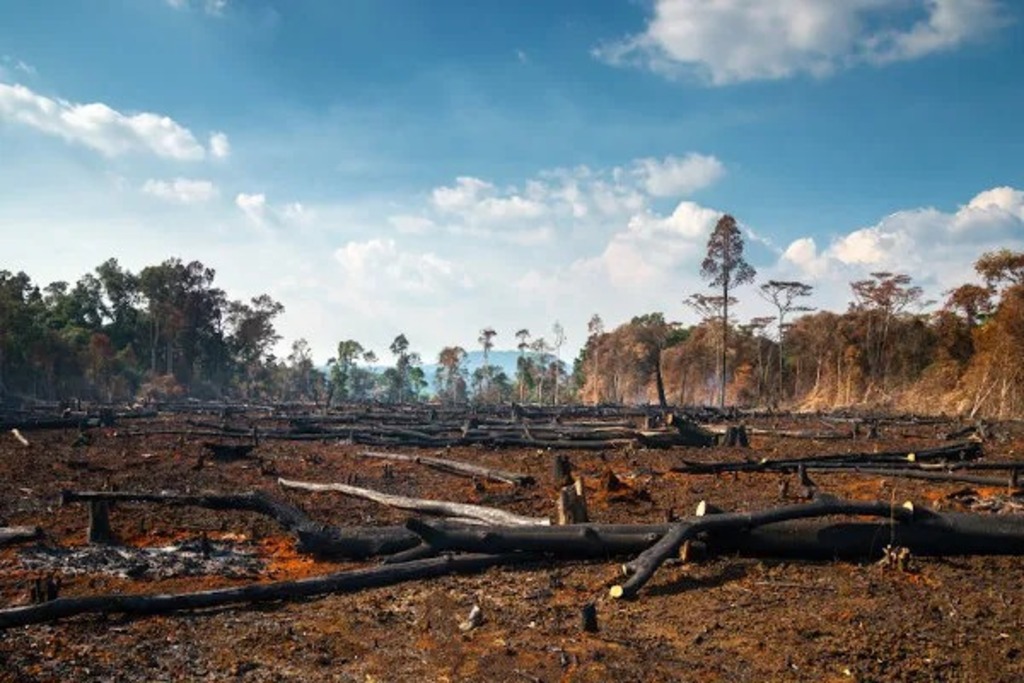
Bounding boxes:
[277,477,549,527]
[359,450,534,486]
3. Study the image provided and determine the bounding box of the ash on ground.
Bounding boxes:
[18,537,264,580]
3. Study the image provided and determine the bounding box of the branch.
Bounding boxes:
[277,478,549,527]
[359,450,534,486]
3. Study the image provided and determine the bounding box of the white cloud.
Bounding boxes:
[597,0,1006,85]
[142,177,218,203]
[402,153,723,246]
[165,0,227,15]
[591,201,722,287]
[235,192,268,224]
[631,153,725,197]
[235,192,316,228]
[209,131,230,159]
[334,238,472,301]
[0,82,208,160]
[778,186,1024,302]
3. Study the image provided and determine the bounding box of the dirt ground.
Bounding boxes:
[1,413,1023,682]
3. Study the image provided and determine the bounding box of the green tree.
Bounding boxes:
[758,280,814,402]
[700,214,756,408]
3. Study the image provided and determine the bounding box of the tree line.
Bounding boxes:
[3,227,1024,417]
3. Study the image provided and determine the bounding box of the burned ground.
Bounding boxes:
[1,410,1023,682]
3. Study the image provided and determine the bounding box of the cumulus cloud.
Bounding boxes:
[334,238,472,301]
[0,82,222,160]
[631,153,725,197]
[397,153,723,246]
[779,186,1024,297]
[209,131,230,159]
[596,0,1007,85]
[142,177,218,203]
[588,201,722,287]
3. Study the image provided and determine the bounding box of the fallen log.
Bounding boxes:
[277,477,550,527]
[609,498,919,600]
[671,442,982,475]
[61,490,317,534]
[0,526,42,547]
[0,553,532,630]
[359,450,534,486]
[396,504,1024,568]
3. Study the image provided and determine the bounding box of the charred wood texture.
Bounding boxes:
[0,553,532,630]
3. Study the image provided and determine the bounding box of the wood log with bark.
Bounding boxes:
[0,553,534,630]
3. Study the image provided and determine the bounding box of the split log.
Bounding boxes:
[0,526,41,547]
[359,450,534,487]
[278,477,549,527]
[0,553,532,630]
[556,478,589,525]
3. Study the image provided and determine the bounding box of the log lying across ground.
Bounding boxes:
[0,526,42,547]
[109,406,717,450]
[20,493,1024,630]
[671,442,983,475]
[358,450,534,487]
[277,477,549,527]
[0,553,533,630]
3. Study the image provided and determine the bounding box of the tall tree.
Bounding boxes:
[551,321,566,405]
[477,327,497,400]
[225,294,284,398]
[514,328,531,402]
[436,345,468,404]
[700,214,756,408]
[758,280,814,402]
[328,339,365,403]
[586,314,604,405]
[849,272,923,392]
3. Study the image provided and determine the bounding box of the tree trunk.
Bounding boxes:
[654,351,668,409]
[0,553,531,630]
[721,282,729,408]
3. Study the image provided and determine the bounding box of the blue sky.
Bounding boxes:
[2,0,1023,363]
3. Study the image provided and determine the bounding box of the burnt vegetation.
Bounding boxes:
[2,227,1024,680]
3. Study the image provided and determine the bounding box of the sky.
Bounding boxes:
[1,0,1023,364]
